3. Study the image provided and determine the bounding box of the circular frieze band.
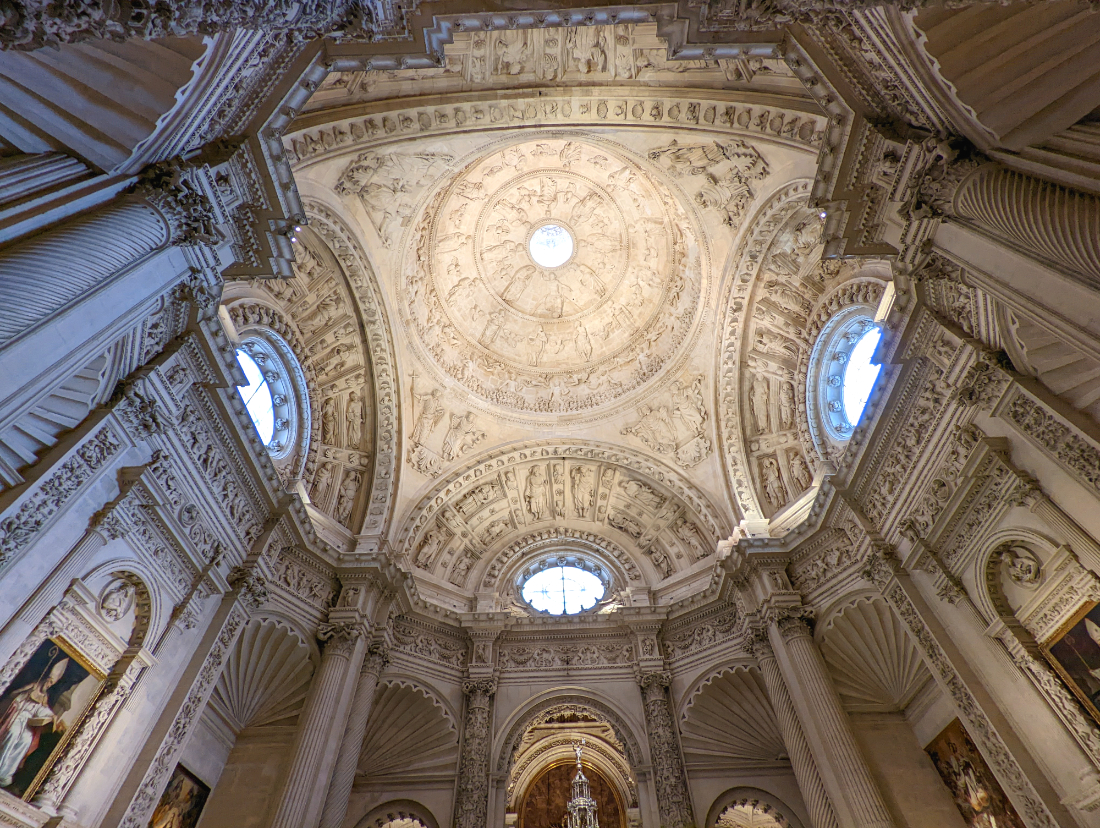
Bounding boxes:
[402,136,704,415]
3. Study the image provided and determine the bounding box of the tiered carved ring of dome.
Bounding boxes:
[398,134,708,418]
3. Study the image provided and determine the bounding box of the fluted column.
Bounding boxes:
[638,671,695,828]
[269,621,365,828]
[745,629,839,828]
[318,642,388,828]
[454,679,496,828]
[768,609,895,828]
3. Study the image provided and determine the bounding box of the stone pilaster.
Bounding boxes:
[745,628,839,828]
[637,670,695,828]
[318,642,389,828]
[114,592,251,828]
[269,620,366,828]
[455,678,496,828]
[768,608,895,828]
[863,545,1064,828]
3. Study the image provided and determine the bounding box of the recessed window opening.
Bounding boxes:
[236,349,275,444]
[522,565,605,614]
[842,326,882,426]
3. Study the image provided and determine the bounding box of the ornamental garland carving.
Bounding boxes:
[0,426,122,571]
[391,617,468,669]
[397,135,708,416]
[497,641,635,669]
[1002,391,1100,499]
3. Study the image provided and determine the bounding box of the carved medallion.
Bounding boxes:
[401,136,705,414]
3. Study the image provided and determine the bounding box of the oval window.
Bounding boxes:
[235,349,275,445]
[841,327,882,426]
[521,565,605,614]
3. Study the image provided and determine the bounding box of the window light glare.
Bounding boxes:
[235,349,276,445]
[521,565,605,615]
[528,223,574,268]
[841,327,882,426]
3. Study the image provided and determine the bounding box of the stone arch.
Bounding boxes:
[80,557,161,647]
[705,786,807,828]
[356,800,439,828]
[397,439,730,593]
[302,200,401,539]
[973,527,1061,627]
[495,689,646,775]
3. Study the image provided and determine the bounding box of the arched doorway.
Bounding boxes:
[519,759,625,828]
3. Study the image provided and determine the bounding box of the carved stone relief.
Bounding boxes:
[398,135,707,416]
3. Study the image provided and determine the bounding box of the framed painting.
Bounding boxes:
[925,718,1024,828]
[1042,600,1100,724]
[0,636,103,800]
[148,763,210,828]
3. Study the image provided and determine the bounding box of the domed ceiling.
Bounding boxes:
[286,25,841,609]
[399,135,710,416]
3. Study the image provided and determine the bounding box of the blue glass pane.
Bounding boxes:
[235,350,275,445]
[842,328,882,426]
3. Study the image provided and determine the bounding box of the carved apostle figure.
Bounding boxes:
[524,465,550,521]
[321,397,339,445]
[650,547,672,578]
[345,391,363,448]
[749,375,770,434]
[312,462,334,504]
[779,381,795,430]
[789,453,813,493]
[415,526,448,568]
[571,465,595,518]
[671,376,706,437]
[335,472,360,524]
[761,457,787,508]
[411,387,445,446]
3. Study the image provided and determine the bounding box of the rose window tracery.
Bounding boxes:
[402,136,705,415]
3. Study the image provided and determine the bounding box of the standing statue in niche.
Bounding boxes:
[345,391,363,448]
[525,465,550,521]
[571,466,595,518]
[788,453,813,493]
[751,375,770,434]
[779,381,795,430]
[761,457,787,509]
[321,397,339,445]
[335,472,360,524]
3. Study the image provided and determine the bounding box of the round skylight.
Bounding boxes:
[235,349,275,445]
[528,223,574,268]
[522,565,605,614]
[842,327,882,426]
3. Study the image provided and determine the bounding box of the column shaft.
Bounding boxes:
[770,612,894,828]
[269,624,364,828]
[749,633,839,828]
[454,679,495,828]
[638,671,695,828]
[318,644,387,828]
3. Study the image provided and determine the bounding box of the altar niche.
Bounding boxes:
[520,759,624,828]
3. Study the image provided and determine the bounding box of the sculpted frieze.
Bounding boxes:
[399,136,707,416]
[661,607,740,660]
[406,379,487,478]
[400,444,725,591]
[497,641,635,669]
[620,373,712,469]
[287,92,824,167]
[391,616,467,669]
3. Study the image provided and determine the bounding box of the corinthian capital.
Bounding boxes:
[317,621,364,656]
[742,626,774,662]
[771,607,814,641]
[133,161,221,246]
[462,678,497,705]
[228,566,268,611]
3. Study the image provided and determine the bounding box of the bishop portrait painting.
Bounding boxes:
[0,637,101,799]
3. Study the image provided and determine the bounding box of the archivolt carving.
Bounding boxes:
[398,134,707,416]
[398,441,727,590]
[303,201,401,537]
[717,178,887,520]
[496,695,644,773]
